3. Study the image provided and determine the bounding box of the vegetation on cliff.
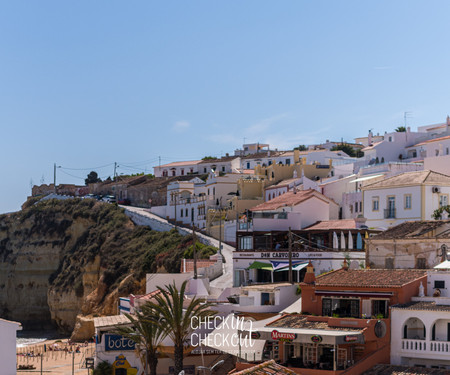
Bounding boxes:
[0,198,217,333]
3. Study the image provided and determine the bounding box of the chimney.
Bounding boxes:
[368,130,373,146]
[342,258,349,270]
[303,261,316,284]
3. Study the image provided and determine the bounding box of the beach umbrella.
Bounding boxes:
[356,232,363,249]
[340,231,346,250]
[333,232,338,249]
[348,231,353,249]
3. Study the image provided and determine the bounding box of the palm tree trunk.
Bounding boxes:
[148,355,158,375]
[174,343,184,374]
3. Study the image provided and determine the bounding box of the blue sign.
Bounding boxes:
[104,334,136,351]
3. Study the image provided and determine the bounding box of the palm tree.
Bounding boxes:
[114,303,167,375]
[147,280,216,375]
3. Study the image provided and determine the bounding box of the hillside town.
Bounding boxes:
[4,119,450,375]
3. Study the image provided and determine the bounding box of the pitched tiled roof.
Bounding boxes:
[250,189,334,211]
[266,314,362,331]
[231,360,297,375]
[363,170,450,189]
[363,364,450,375]
[314,269,426,288]
[94,314,130,328]
[158,160,203,168]
[414,134,450,146]
[371,221,450,240]
[391,301,450,312]
[303,219,361,231]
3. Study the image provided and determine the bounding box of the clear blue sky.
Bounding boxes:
[1,1,450,213]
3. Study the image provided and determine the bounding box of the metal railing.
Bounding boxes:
[384,208,396,219]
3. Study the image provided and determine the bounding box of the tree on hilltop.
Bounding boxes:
[85,171,102,185]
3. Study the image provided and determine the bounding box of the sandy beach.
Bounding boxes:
[16,339,96,374]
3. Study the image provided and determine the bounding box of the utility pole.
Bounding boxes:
[53,163,57,193]
[174,193,177,225]
[114,162,117,180]
[218,210,222,255]
[192,223,198,279]
[288,227,293,284]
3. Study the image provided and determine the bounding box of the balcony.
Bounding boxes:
[401,339,450,355]
[384,208,396,219]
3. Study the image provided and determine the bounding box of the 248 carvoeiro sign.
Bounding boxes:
[105,334,136,351]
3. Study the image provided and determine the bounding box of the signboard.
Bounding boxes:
[311,335,323,343]
[104,334,136,351]
[85,358,95,369]
[251,331,261,339]
[234,251,365,260]
[344,335,358,342]
[271,330,297,341]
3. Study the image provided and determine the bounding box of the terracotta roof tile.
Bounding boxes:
[303,219,360,231]
[371,221,450,240]
[266,314,362,331]
[414,134,450,146]
[231,360,297,375]
[363,364,450,375]
[314,269,427,288]
[158,160,203,168]
[363,170,450,189]
[250,189,333,211]
[391,301,450,312]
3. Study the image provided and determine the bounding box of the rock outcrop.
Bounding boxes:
[0,198,193,339]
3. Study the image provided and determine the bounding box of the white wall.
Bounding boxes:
[292,197,331,228]
[0,319,21,375]
[424,155,450,176]
[364,186,422,228]
[253,212,302,231]
[146,273,193,294]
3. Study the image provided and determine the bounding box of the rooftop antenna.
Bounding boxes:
[404,111,412,127]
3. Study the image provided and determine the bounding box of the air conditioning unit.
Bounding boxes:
[432,186,441,193]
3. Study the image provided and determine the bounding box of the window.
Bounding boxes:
[439,195,448,207]
[372,300,388,318]
[180,209,183,217]
[436,149,440,156]
[385,258,394,269]
[268,160,272,165]
[181,169,184,175]
[359,202,362,212]
[322,298,332,316]
[322,297,360,318]
[404,194,412,209]
[416,258,426,269]
[222,166,225,172]
[239,236,253,250]
[372,197,379,211]
[247,162,250,169]
[286,159,291,165]
[435,280,445,289]
[185,208,188,217]
[389,136,392,142]
[204,168,207,173]
[355,202,358,213]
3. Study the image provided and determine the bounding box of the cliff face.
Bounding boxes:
[0,199,193,339]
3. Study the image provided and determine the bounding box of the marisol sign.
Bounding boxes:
[104,334,136,351]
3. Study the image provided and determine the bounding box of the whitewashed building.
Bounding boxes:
[362,170,450,229]
[390,269,450,369]
[0,318,22,375]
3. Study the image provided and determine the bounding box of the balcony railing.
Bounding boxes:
[401,339,450,354]
[384,208,396,219]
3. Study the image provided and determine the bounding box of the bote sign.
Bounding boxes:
[271,330,297,342]
[105,334,136,351]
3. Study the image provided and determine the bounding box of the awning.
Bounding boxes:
[272,262,308,272]
[434,260,450,269]
[242,326,364,345]
[248,261,273,271]
[348,174,384,183]
[315,291,393,298]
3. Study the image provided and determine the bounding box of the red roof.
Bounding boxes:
[414,134,450,146]
[250,189,333,211]
[314,269,427,288]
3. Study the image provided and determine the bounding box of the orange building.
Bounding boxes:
[238,262,427,375]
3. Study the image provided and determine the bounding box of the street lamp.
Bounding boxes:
[197,359,225,374]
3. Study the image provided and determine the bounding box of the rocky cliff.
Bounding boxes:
[0,198,198,339]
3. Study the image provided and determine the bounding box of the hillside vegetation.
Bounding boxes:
[0,198,216,336]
